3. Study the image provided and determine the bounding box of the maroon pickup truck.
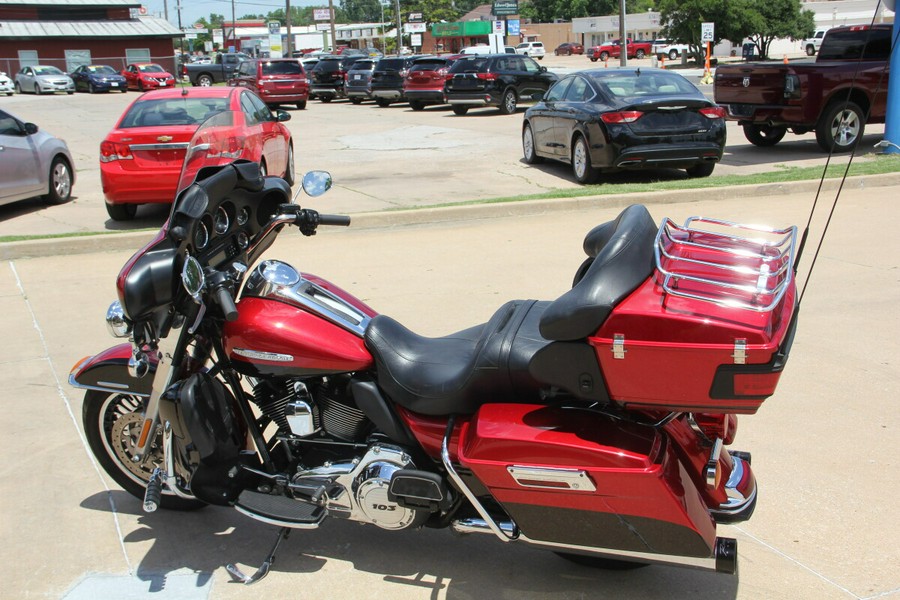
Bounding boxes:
[588,39,653,62]
[714,25,891,152]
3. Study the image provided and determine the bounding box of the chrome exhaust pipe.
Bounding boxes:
[451,517,517,537]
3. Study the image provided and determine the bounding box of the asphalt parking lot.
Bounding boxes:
[0,53,886,238]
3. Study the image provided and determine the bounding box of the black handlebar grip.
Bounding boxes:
[317,214,351,227]
[216,287,239,322]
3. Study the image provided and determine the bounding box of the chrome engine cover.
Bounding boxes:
[292,444,423,530]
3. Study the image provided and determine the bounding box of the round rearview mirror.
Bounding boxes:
[181,255,205,300]
[301,171,333,197]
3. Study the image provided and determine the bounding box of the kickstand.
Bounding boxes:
[226,527,291,585]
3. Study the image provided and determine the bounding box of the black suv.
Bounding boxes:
[443,54,558,115]
[369,55,426,107]
[309,55,367,102]
[345,58,377,104]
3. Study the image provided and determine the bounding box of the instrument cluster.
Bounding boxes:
[191,198,257,268]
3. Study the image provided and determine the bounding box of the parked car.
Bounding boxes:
[121,63,176,91]
[554,43,584,56]
[370,55,427,107]
[403,55,459,111]
[99,87,293,220]
[803,29,830,56]
[14,65,74,95]
[229,58,309,109]
[522,69,726,184]
[443,54,558,115]
[0,71,13,95]
[345,58,377,104]
[309,55,367,102]
[460,45,492,55]
[515,41,546,59]
[589,39,652,61]
[0,108,75,206]
[184,52,251,86]
[651,40,692,61]
[70,64,128,93]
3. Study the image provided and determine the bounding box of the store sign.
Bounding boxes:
[314,8,332,21]
[507,19,520,36]
[492,0,518,16]
[408,12,424,23]
[405,22,427,33]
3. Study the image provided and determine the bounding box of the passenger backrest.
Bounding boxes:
[539,204,657,341]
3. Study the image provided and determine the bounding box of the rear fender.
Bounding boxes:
[69,343,156,397]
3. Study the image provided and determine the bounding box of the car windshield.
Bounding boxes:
[139,64,166,73]
[261,61,303,75]
[88,65,117,74]
[119,98,230,128]
[589,71,698,98]
[34,66,64,75]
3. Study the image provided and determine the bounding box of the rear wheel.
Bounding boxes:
[197,74,213,87]
[816,100,864,153]
[296,101,307,109]
[350,97,362,105]
[452,105,469,116]
[82,390,205,511]
[106,202,138,221]
[43,157,73,204]
[686,162,716,178]
[806,44,816,56]
[522,123,543,164]
[572,135,599,184]
[320,96,332,103]
[669,49,679,61]
[409,100,425,111]
[499,89,517,115]
[742,123,787,147]
[635,49,646,59]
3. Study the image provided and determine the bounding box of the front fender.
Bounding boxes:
[69,343,157,397]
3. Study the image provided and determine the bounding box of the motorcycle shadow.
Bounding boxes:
[81,491,739,598]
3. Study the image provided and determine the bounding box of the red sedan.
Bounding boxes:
[121,63,176,91]
[100,87,294,220]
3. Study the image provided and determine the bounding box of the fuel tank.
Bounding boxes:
[223,260,376,377]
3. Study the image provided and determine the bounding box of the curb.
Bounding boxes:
[3,172,898,261]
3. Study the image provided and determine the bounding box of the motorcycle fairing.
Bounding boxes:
[69,343,156,397]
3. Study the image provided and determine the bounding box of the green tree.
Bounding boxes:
[743,0,815,59]
[341,0,384,22]
[657,0,757,62]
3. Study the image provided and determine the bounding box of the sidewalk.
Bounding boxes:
[1,185,897,599]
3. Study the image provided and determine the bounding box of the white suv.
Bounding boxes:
[515,42,545,60]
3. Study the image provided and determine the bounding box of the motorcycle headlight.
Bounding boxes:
[106,300,132,338]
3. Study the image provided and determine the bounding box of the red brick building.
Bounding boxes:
[0,0,182,75]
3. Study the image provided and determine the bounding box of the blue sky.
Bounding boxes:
[143,0,325,29]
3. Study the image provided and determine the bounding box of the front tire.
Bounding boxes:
[600,51,609,61]
[816,100,865,153]
[742,123,787,147]
[499,89,517,115]
[43,157,73,204]
[197,74,213,87]
[35,83,42,95]
[82,390,205,511]
[572,135,599,184]
[522,123,543,164]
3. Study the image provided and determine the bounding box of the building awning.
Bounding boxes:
[0,16,182,38]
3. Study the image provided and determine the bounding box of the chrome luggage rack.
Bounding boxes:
[654,216,798,312]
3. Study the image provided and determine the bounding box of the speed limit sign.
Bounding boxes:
[701,22,715,43]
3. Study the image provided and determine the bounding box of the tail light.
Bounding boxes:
[783,74,801,99]
[600,111,643,124]
[221,136,244,159]
[181,65,187,76]
[99,141,133,162]
[699,106,726,119]
[692,414,738,445]
[476,72,498,81]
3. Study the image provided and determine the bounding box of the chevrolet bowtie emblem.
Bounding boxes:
[157,135,173,142]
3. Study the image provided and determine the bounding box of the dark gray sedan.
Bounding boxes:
[0,108,75,207]
[523,68,726,184]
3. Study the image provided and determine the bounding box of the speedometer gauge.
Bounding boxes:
[195,221,210,250]
[214,206,231,235]
[237,206,250,226]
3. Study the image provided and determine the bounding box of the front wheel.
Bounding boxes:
[742,123,787,147]
[43,156,73,204]
[284,145,295,186]
[82,390,205,511]
[806,45,816,56]
[600,51,609,61]
[522,123,543,164]
[816,100,865,153]
[296,101,307,110]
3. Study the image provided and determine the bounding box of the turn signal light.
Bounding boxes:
[99,141,134,162]
[601,111,643,124]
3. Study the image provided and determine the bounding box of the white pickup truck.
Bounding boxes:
[802,29,829,56]
[652,40,692,61]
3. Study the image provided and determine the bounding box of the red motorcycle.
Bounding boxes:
[70,113,799,582]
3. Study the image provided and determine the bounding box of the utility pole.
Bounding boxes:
[285,0,292,56]
[395,0,401,54]
[328,0,337,52]
[618,0,627,67]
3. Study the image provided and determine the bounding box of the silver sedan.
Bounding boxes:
[0,108,75,206]
[14,65,75,95]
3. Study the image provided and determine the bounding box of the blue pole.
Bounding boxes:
[883,12,900,153]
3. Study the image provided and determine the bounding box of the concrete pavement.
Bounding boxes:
[1,184,898,599]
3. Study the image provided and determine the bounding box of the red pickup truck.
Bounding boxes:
[714,25,891,152]
[588,39,652,62]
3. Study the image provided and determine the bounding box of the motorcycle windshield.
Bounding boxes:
[172,110,241,212]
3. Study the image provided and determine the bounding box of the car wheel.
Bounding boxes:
[197,74,213,87]
[452,105,469,116]
[499,89,517,115]
[409,100,425,111]
[350,97,362,104]
[816,100,865,153]
[43,157,73,205]
[600,52,609,61]
[669,49,679,61]
[89,82,96,94]
[283,145,295,186]
[34,83,42,95]
[138,80,144,92]
[686,162,716,178]
[375,98,391,107]
[806,45,816,56]
[106,203,138,221]
[635,49,645,59]
[320,96,332,103]
[297,101,306,109]
[742,124,787,147]
[14,82,21,94]
[572,135,599,184]
[522,123,543,164]
[590,58,598,62]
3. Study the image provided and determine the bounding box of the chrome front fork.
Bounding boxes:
[131,329,182,463]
